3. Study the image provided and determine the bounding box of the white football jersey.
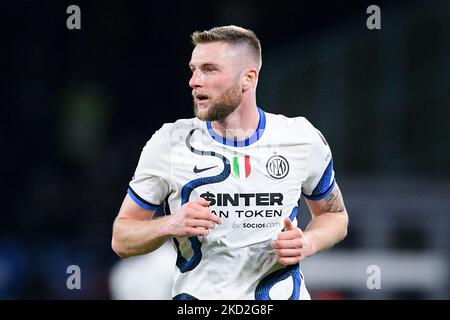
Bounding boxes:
[128,107,335,300]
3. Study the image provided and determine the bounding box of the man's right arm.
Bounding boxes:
[111,195,221,258]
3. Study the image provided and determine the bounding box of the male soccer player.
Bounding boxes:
[112,25,348,300]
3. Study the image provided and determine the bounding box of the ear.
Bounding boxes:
[242,68,258,91]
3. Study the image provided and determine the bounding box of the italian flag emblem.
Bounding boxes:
[232,155,251,179]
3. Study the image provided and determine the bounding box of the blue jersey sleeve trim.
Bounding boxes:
[302,179,336,201]
[127,187,160,211]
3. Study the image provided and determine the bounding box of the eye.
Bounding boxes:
[204,66,216,73]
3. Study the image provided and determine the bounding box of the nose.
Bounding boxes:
[189,70,204,88]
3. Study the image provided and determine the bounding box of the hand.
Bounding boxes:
[165,197,222,238]
[271,217,308,265]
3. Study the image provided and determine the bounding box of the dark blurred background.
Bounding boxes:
[1,0,449,299]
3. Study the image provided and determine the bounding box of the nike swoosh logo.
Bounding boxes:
[193,165,218,173]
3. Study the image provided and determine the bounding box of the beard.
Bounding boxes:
[193,81,242,121]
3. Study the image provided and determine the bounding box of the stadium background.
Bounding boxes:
[1,0,448,299]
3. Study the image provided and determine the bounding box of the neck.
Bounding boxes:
[211,99,259,141]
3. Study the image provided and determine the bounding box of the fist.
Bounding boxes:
[271,217,307,265]
[166,197,222,238]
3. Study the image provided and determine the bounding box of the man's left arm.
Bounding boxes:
[272,183,348,265]
[302,183,348,258]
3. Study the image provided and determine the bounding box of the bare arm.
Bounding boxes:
[303,183,349,257]
[111,194,168,258]
[111,194,221,259]
[272,183,348,265]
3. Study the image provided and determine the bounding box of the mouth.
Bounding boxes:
[195,94,210,105]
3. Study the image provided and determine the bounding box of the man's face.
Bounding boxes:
[189,42,243,121]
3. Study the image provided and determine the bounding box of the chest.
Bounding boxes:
[169,136,310,200]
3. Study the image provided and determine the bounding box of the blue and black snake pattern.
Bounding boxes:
[254,205,301,299]
[174,128,231,273]
[172,293,199,300]
[255,264,301,300]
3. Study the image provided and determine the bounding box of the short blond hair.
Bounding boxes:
[191,25,262,70]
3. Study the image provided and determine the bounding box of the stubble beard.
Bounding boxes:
[193,82,242,121]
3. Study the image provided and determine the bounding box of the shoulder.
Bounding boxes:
[265,111,319,137]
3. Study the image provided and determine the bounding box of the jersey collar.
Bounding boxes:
[206,107,266,147]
